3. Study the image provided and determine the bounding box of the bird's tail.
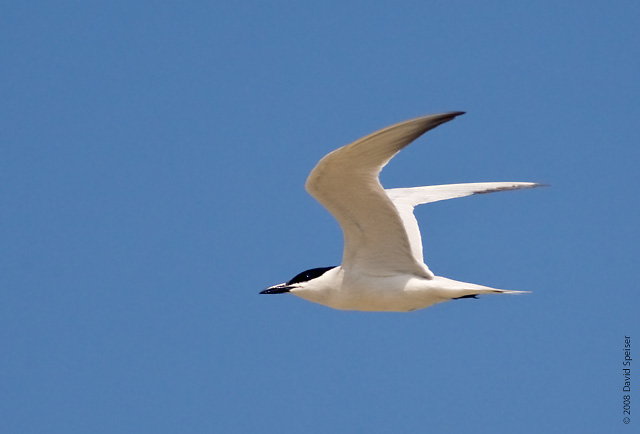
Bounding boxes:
[432,276,531,299]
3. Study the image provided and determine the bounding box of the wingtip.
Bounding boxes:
[425,111,466,126]
[517,182,550,190]
[439,111,465,120]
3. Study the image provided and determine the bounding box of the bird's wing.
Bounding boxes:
[305,112,465,278]
[386,182,545,263]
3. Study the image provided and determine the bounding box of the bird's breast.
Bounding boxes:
[295,270,445,312]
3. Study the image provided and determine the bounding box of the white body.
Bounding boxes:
[265,112,542,312]
[294,267,510,312]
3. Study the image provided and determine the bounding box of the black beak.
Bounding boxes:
[260,283,292,294]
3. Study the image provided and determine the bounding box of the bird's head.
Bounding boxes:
[261,266,337,295]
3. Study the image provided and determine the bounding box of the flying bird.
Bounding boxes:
[262,112,543,312]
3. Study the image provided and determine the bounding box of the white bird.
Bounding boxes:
[262,112,543,312]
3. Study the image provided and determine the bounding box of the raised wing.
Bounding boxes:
[386,182,545,264]
[305,112,465,278]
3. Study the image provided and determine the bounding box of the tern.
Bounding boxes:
[262,112,543,312]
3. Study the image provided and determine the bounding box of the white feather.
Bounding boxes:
[386,182,542,263]
[305,112,466,278]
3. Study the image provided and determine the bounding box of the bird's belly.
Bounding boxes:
[325,274,446,312]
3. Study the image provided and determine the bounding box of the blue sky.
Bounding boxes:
[1,1,638,432]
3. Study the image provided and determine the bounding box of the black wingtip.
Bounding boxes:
[424,111,465,130]
[436,111,466,123]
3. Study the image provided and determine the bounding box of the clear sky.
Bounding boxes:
[1,1,638,433]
